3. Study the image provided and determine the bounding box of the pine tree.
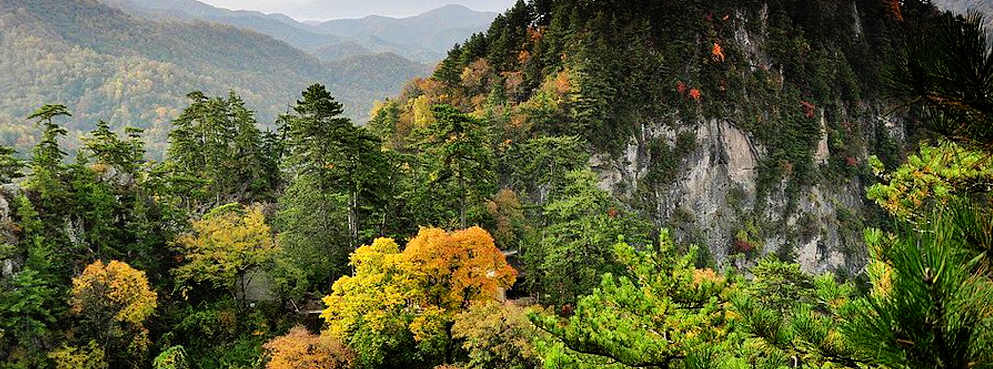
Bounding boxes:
[530,230,737,368]
[413,105,496,228]
[0,145,25,184]
[887,11,993,148]
[168,91,279,209]
[27,104,70,175]
[845,214,993,369]
[279,84,390,286]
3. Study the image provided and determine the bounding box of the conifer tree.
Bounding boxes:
[888,11,993,148]
[530,230,737,369]
[845,216,993,369]
[0,145,24,184]
[413,104,496,228]
[168,91,279,209]
[279,84,390,286]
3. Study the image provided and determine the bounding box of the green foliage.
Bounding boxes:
[168,91,281,209]
[278,84,391,289]
[887,11,993,148]
[523,169,653,305]
[733,258,860,368]
[499,136,589,202]
[159,298,269,369]
[867,141,993,221]
[0,268,57,367]
[152,346,188,369]
[276,178,350,289]
[848,216,993,369]
[410,104,497,228]
[530,229,737,368]
[0,146,25,184]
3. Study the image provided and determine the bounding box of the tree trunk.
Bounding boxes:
[459,175,467,229]
[348,189,358,250]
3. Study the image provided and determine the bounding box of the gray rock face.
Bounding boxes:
[0,183,22,279]
[593,114,872,275]
[584,7,889,276]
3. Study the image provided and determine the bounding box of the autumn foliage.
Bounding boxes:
[70,260,157,326]
[263,326,355,369]
[69,260,157,367]
[171,204,278,298]
[404,227,517,310]
[321,227,517,366]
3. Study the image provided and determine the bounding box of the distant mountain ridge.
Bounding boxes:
[313,4,498,61]
[97,0,498,62]
[287,0,514,20]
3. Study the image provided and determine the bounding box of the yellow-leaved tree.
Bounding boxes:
[321,226,516,368]
[172,204,279,301]
[69,260,157,368]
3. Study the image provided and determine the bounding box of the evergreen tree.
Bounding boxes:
[27,104,70,174]
[523,169,652,305]
[530,230,738,369]
[279,84,390,287]
[888,11,993,148]
[412,105,496,228]
[168,91,279,209]
[0,146,24,185]
[845,215,993,369]
[84,122,145,179]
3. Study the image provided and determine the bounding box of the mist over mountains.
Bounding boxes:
[285,0,516,20]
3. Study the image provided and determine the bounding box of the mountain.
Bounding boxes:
[312,5,498,62]
[372,0,912,274]
[96,0,340,50]
[288,0,515,20]
[95,0,495,62]
[0,0,427,155]
[311,41,374,61]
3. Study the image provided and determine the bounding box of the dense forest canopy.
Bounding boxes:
[1,0,992,369]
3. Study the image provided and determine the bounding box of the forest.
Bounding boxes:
[1,0,992,368]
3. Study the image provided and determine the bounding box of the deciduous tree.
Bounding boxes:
[263,326,355,369]
[69,260,157,367]
[172,204,278,301]
[322,227,516,367]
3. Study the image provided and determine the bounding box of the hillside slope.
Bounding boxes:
[372,0,917,274]
[0,0,427,155]
[312,5,498,61]
[289,0,513,20]
[97,0,341,50]
[97,0,497,62]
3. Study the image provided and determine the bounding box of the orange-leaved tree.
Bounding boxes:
[263,325,355,369]
[321,226,516,368]
[69,260,157,367]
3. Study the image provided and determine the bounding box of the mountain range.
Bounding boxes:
[0,0,496,156]
[98,0,497,62]
[286,0,515,20]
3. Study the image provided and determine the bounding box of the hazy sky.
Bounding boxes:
[198,0,518,18]
[198,0,308,14]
